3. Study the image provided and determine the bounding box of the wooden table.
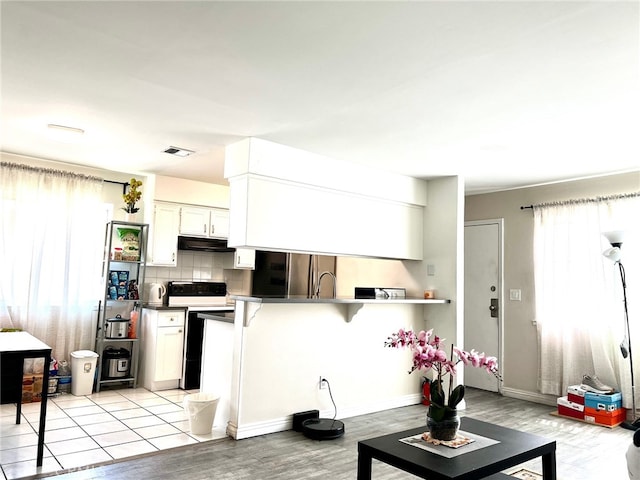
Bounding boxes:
[357,417,556,479]
[0,331,51,467]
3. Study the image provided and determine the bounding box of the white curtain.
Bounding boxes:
[533,194,639,410]
[0,162,105,362]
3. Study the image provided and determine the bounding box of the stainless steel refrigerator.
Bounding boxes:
[251,251,337,298]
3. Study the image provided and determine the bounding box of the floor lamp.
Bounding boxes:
[603,230,638,430]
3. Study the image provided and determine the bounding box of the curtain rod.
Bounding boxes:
[104,179,130,195]
[2,161,133,194]
[520,192,640,210]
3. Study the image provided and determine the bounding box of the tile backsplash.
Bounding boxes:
[144,251,251,297]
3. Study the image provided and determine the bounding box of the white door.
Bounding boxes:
[464,220,502,392]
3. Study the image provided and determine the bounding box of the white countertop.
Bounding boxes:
[0,331,51,353]
[230,295,450,305]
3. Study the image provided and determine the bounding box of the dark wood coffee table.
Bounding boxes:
[357,417,556,479]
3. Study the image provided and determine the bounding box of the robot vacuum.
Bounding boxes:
[301,418,345,440]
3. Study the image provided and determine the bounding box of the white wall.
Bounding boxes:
[146,174,230,208]
[229,302,426,439]
[335,257,422,298]
[420,176,466,384]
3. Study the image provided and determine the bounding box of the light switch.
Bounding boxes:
[427,264,435,276]
[509,289,522,301]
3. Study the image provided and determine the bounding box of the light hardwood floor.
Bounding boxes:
[39,388,632,480]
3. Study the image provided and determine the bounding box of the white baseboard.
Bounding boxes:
[228,390,556,440]
[229,393,422,440]
[329,393,423,420]
[501,387,557,407]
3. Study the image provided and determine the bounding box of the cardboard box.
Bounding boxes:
[584,406,626,426]
[22,374,43,403]
[558,405,585,420]
[584,391,622,402]
[568,384,587,398]
[557,396,584,410]
[557,396,584,420]
[568,393,585,405]
[585,397,622,411]
[584,391,622,412]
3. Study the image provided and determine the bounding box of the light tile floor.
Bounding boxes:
[0,387,227,480]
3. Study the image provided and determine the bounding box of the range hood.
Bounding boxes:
[177,236,235,252]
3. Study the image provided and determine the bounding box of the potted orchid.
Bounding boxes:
[385,328,499,440]
[122,177,143,215]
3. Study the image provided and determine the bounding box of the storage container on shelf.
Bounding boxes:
[57,360,71,393]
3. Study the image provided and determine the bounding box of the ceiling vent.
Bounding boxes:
[163,146,194,157]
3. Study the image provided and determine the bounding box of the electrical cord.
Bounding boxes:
[322,378,338,421]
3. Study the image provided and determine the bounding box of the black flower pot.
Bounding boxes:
[426,410,460,441]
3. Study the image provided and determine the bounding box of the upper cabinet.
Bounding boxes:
[142,175,231,267]
[233,247,255,270]
[179,206,229,239]
[148,203,180,266]
[209,209,230,238]
[224,138,427,260]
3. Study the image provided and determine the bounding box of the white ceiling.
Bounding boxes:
[1,1,639,194]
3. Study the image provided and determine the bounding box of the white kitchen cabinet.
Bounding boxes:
[233,248,255,269]
[228,175,424,259]
[140,308,186,391]
[148,203,180,266]
[179,206,209,236]
[210,209,230,238]
[180,206,229,238]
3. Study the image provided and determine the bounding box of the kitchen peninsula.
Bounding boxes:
[201,294,451,440]
[211,139,464,441]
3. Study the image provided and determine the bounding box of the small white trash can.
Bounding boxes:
[70,350,99,396]
[184,393,220,434]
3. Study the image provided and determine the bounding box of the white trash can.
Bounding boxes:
[184,393,220,434]
[70,350,98,396]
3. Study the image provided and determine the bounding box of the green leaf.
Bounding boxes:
[448,384,465,408]
[430,380,444,406]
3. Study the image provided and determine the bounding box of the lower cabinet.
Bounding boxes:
[140,308,186,391]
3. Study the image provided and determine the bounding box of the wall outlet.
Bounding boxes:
[319,376,328,390]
